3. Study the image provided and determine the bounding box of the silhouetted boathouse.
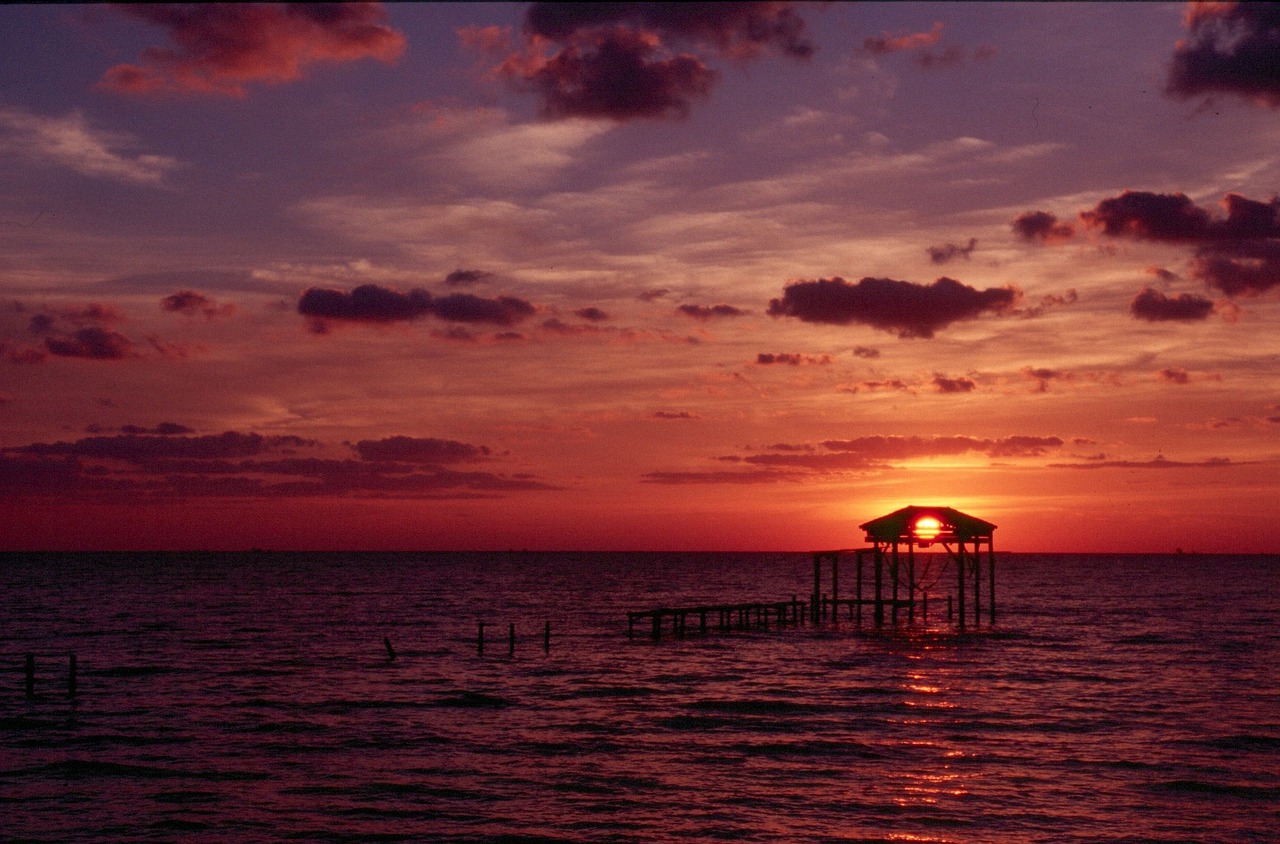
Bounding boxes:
[812,505,996,628]
[627,504,996,641]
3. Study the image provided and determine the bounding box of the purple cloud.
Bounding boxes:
[767,276,1020,338]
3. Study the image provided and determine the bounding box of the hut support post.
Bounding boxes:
[891,543,900,624]
[812,553,821,624]
[830,553,839,627]
[856,550,864,626]
[973,540,981,626]
[874,545,884,627]
[988,539,996,624]
[908,542,916,623]
[956,542,966,629]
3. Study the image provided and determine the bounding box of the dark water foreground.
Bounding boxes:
[2,551,1278,842]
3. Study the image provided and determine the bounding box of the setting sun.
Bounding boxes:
[913,517,944,543]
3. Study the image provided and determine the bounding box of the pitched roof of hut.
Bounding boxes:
[859,505,996,543]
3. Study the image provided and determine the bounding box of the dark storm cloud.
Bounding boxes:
[1130,288,1215,322]
[1011,210,1075,243]
[429,292,537,325]
[1081,191,1280,242]
[1082,191,1280,296]
[821,434,1063,460]
[1190,239,1280,295]
[927,238,976,264]
[735,451,881,470]
[297,284,535,327]
[1048,456,1236,470]
[640,468,804,485]
[932,375,976,393]
[1166,2,1280,107]
[43,327,137,360]
[27,313,56,335]
[444,268,493,287]
[497,2,815,121]
[0,429,556,501]
[574,306,609,321]
[352,436,491,463]
[524,2,816,59]
[16,431,315,462]
[756,352,832,365]
[118,423,195,436]
[767,276,1020,339]
[99,3,406,98]
[506,27,719,121]
[298,284,432,322]
[160,289,235,318]
[678,303,746,320]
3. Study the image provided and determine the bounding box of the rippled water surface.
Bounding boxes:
[3,551,1278,842]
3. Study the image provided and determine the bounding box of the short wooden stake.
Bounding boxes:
[383,637,396,662]
[508,623,515,657]
[68,652,77,697]
[922,591,928,623]
[478,622,485,656]
[543,620,551,653]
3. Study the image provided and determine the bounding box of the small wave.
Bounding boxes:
[688,698,833,716]
[0,716,70,731]
[433,691,513,708]
[93,665,173,678]
[1149,779,1280,800]
[1201,733,1280,752]
[9,759,270,783]
[150,790,221,804]
[1114,633,1189,646]
[148,818,211,831]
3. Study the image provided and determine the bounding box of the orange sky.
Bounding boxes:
[2,3,1279,552]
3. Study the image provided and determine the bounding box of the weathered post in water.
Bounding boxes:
[68,652,77,697]
[812,554,821,624]
[967,540,977,627]
[856,550,864,626]
[891,543,900,625]
[478,622,486,656]
[874,549,884,627]
[989,546,997,623]
[509,623,516,657]
[831,553,840,627]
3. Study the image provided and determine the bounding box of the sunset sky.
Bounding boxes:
[2,2,1279,552]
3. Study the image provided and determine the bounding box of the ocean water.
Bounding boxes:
[2,551,1278,843]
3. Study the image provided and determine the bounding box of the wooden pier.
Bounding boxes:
[628,598,808,641]
[626,505,997,643]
